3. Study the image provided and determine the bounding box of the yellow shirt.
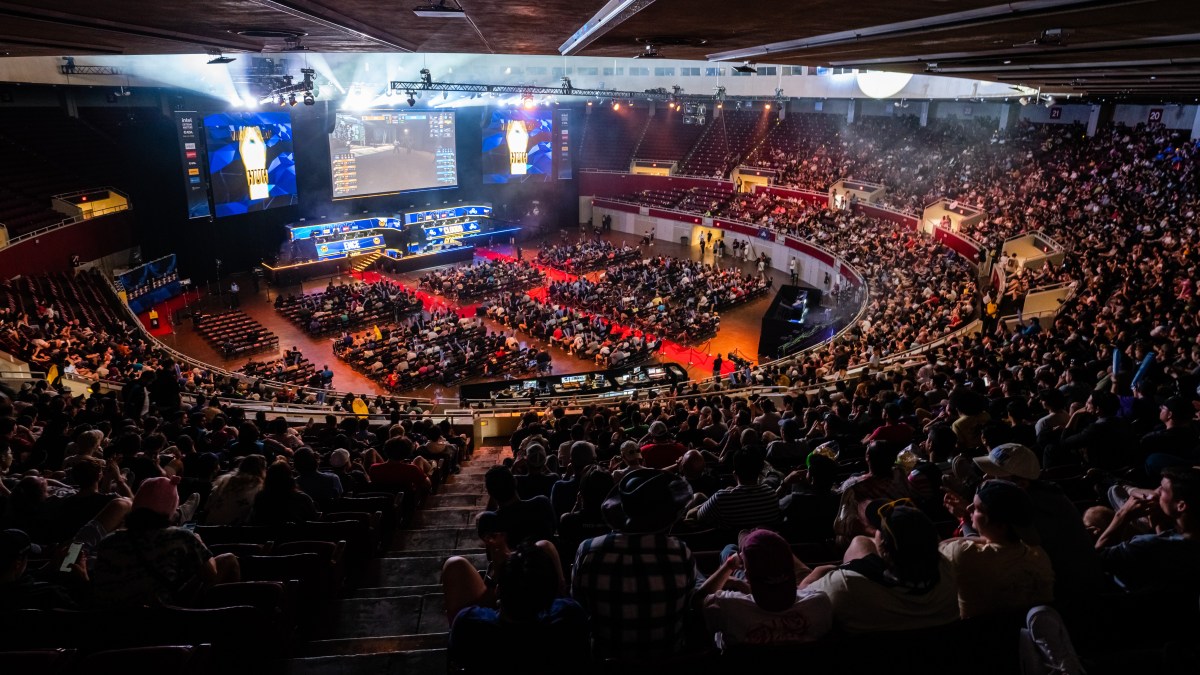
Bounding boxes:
[939,538,1055,619]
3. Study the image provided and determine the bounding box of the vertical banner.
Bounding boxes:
[557,109,572,180]
[174,111,211,219]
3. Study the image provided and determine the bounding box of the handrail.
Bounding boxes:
[51,186,130,200]
[3,200,131,248]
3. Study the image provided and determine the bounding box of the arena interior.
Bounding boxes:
[2,2,1200,674]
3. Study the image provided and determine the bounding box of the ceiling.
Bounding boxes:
[0,0,1198,97]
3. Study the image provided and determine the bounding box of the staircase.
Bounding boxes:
[351,251,385,273]
[286,445,506,675]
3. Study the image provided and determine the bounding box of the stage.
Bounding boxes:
[261,245,474,285]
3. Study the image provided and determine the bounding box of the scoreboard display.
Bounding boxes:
[315,235,385,259]
[404,204,492,225]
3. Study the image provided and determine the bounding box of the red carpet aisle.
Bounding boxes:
[135,291,197,337]
[475,246,738,376]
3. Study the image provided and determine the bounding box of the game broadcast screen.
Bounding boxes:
[481,108,555,183]
[203,112,298,217]
[329,111,458,198]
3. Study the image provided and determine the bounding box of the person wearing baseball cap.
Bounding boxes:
[939,480,1055,618]
[698,529,832,649]
[802,498,959,633]
[640,421,686,469]
[974,443,1042,482]
[951,443,1107,601]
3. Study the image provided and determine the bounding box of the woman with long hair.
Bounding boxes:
[203,454,267,525]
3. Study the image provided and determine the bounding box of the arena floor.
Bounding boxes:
[159,230,811,399]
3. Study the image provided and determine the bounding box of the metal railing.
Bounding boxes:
[3,187,131,249]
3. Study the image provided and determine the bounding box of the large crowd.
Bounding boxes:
[483,291,662,368]
[273,279,423,335]
[536,240,641,274]
[418,259,546,301]
[548,256,768,343]
[333,309,552,392]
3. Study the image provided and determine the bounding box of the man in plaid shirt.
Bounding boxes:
[572,468,697,658]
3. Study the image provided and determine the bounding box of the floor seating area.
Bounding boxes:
[237,355,318,387]
[273,281,423,336]
[194,310,279,358]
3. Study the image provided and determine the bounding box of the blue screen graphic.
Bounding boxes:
[204,112,298,217]
[481,109,552,184]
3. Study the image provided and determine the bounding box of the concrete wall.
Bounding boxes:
[592,206,853,294]
[1112,104,1197,130]
[1018,104,1092,125]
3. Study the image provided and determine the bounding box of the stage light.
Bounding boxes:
[612,101,620,110]
[1019,97,1030,106]
[287,93,297,106]
[303,92,315,106]
[764,103,771,110]
[277,95,286,107]
[521,92,535,109]
[420,68,432,87]
[405,90,416,107]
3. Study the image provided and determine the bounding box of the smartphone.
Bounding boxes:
[60,542,83,572]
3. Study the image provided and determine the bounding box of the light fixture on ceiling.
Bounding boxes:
[733,62,757,74]
[635,44,663,59]
[206,49,235,65]
[413,0,466,18]
[405,90,416,107]
[287,93,297,107]
[303,91,315,106]
[521,92,536,109]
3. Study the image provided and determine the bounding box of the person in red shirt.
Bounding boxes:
[862,403,915,447]
[640,421,687,469]
[369,436,431,500]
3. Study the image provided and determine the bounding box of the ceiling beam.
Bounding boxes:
[243,0,418,52]
[559,0,657,56]
[0,3,262,52]
[827,32,1200,69]
[705,0,1147,62]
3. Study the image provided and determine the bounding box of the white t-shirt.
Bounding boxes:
[805,557,959,634]
[703,588,833,649]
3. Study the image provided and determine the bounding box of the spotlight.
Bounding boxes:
[303,92,315,106]
[521,92,535,109]
[420,68,432,87]
[287,93,297,107]
[764,103,771,110]
[612,101,620,110]
[405,90,416,107]
[277,95,286,107]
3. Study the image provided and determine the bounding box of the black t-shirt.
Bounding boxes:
[50,492,118,542]
[496,496,556,545]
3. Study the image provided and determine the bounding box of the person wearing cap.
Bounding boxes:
[957,443,1107,600]
[0,528,87,610]
[801,500,959,633]
[326,448,370,494]
[609,440,645,481]
[686,445,781,532]
[92,475,239,607]
[514,444,560,500]
[698,528,832,649]
[640,421,686,469]
[572,468,696,658]
[939,480,1055,619]
[1139,396,1199,477]
[1094,465,1200,591]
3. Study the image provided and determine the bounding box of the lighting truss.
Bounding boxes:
[389,79,762,104]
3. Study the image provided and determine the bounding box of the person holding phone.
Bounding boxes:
[0,529,89,610]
